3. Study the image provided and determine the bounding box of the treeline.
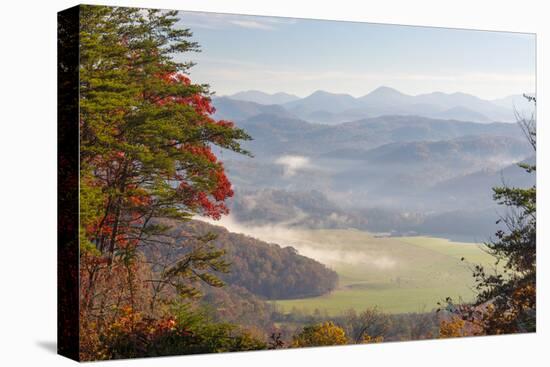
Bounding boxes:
[270,307,440,345]
[99,301,444,358]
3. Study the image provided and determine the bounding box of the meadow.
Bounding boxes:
[272,229,497,315]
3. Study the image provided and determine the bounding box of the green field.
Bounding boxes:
[272,229,497,315]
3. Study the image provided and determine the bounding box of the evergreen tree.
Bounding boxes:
[77,5,251,354]
[445,96,536,335]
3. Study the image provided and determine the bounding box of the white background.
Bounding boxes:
[0,0,548,366]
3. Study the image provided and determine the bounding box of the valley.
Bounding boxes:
[197,216,496,315]
[270,230,496,314]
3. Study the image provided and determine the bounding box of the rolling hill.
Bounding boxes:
[357,135,531,164]
[143,218,339,300]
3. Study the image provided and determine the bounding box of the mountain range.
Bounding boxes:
[211,87,536,239]
[222,87,535,124]
[229,113,527,158]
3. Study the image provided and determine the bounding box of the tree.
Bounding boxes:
[291,322,348,347]
[100,304,267,360]
[439,316,470,338]
[341,308,390,343]
[443,96,536,335]
[77,5,251,357]
[79,5,249,255]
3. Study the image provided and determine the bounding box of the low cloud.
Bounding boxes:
[275,155,311,177]
[199,215,397,270]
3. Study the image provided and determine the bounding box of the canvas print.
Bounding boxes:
[57,4,536,361]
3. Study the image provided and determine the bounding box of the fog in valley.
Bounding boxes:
[210,88,535,247]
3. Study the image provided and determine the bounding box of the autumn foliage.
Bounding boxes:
[77,6,253,360]
[440,98,536,338]
[291,322,348,347]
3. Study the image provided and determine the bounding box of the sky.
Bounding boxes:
[175,11,536,100]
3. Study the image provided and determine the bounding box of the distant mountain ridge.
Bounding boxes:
[212,97,293,121]
[219,87,535,124]
[321,135,531,165]
[228,112,526,158]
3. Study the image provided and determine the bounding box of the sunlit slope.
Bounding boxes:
[272,229,496,314]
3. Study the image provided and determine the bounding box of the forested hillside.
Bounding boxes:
[144,219,339,300]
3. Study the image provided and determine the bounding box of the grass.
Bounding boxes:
[271,229,497,315]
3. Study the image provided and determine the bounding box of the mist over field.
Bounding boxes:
[200,215,398,269]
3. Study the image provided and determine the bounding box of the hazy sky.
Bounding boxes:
[175,11,536,100]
